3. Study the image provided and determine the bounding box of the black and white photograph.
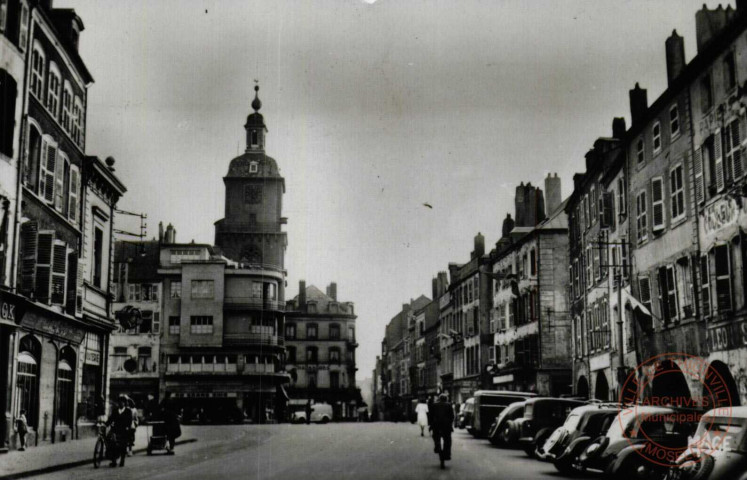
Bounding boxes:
[1,1,747,479]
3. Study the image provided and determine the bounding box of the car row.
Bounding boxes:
[457,393,747,480]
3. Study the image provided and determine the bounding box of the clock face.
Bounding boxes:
[240,244,262,263]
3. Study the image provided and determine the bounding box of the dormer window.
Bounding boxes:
[249,162,258,173]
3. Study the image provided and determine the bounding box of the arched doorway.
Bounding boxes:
[652,360,691,407]
[577,375,589,399]
[16,336,41,429]
[56,347,76,428]
[703,360,741,408]
[595,372,610,401]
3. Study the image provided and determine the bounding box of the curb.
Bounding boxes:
[0,438,198,480]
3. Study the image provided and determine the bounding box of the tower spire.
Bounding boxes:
[252,80,262,113]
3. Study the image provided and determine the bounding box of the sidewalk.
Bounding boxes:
[0,425,197,480]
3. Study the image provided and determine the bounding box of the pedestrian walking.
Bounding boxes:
[430,393,455,469]
[106,395,134,467]
[305,400,312,425]
[415,398,429,437]
[126,396,138,456]
[14,410,28,451]
[161,399,181,455]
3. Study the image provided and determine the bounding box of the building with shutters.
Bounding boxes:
[284,281,362,420]
[158,86,290,424]
[5,1,126,450]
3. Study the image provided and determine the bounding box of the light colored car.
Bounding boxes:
[291,403,333,424]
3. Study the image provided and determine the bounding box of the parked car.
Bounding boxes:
[510,397,588,457]
[471,390,537,438]
[458,398,474,430]
[291,403,333,424]
[536,403,619,475]
[488,401,526,446]
[578,406,698,479]
[664,406,747,480]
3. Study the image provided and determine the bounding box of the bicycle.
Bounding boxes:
[93,420,108,468]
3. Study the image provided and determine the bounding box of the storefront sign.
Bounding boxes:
[0,292,26,324]
[493,374,514,385]
[706,319,747,353]
[85,350,101,366]
[299,365,329,371]
[21,312,85,344]
[702,197,741,235]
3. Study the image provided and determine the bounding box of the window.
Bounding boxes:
[636,138,645,165]
[138,347,153,372]
[0,69,17,158]
[138,310,154,333]
[128,284,141,302]
[168,316,180,335]
[348,326,355,342]
[54,152,68,214]
[701,73,713,112]
[142,284,159,302]
[46,63,60,116]
[639,276,652,314]
[329,324,340,340]
[307,323,318,339]
[590,185,597,225]
[61,83,72,131]
[68,164,79,223]
[593,243,600,281]
[700,256,711,318]
[244,184,262,204]
[306,347,318,363]
[724,119,743,183]
[670,165,685,221]
[286,346,296,363]
[724,51,737,91]
[191,280,214,299]
[651,178,665,232]
[285,323,296,339]
[93,227,103,288]
[329,348,341,364]
[653,122,662,154]
[251,130,258,146]
[308,372,317,389]
[16,336,40,429]
[658,265,678,324]
[56,355,74,426]
[38,136,57,204]
[249,162,258,173]
[670,105,680,138]
[190,316,213,334]
[30,46,44,99]
[586,244,592,288]
[676,257,694,318]
[714,245,732,314]
[170,281,181,298]
[704,135,717,193]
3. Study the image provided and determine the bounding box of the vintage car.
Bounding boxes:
[509,397,588,457]
[458,398,474,430]
[664,406,747,480]
[578,406,698,479]
[537,403,619,473]
[487,400,525,446]
[471,390,537,438]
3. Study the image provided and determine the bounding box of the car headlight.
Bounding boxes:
[586,443,600,454]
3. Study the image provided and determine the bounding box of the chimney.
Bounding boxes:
[665,30,686,84]
[438,271,448,294]
[474,232,485,258]
[535,187,546,224]
[696,4,728,53]
[158,221,164,242]
[515,182,526,227]
[502,213,515,238]
[298,280,307,309]
[544,173,562,215]
[629,83,648,126]
[612,117,626,139]
[164,224,176,244]
[432,277,438,300]
[573,173,585,192]
[326,282,337,301]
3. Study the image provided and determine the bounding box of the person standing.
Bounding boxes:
[161,399,181,455]
[430,393,455,469]
[414,398,429,437]
[126,397,138,456]
[106,396,134,467]
[14,410,28,451]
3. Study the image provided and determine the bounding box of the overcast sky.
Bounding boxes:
[58,0,716,378]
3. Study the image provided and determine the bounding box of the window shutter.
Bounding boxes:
[35,231,54,303]
[54,155,64,212]
[658,267,669,322]
[38,138,48,196]
[68,165,79,223]
[715,128,724,192]
[700,256,711,318]
[639,276,651,306]
[731,121,743,180]
[694,147,704,204]
[714,245,732,314]
[651,178,665,231]
[18,4,29,52]
[43,143,56,203]
[19,221,38,295]
[65,251,77,314]
[51,241,67,305]
[600,192,614,229]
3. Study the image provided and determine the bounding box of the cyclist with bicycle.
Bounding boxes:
[106,395,134,467]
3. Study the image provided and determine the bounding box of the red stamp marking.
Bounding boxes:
[618,353,734,468]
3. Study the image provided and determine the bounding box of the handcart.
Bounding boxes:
[146,421,170,455]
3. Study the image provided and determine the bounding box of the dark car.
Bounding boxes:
[510,397,588,457]
[664,406,747,480]
[487,401,525,446]
[536,403,619,475]
[457,398,474,429]
[578,406,698,479]
[471,390,537,438]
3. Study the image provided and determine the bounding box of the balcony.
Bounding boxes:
[224,297,285,312]
[223,332,285,347]
[167,362,238,375]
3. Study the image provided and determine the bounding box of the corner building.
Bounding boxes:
[159,87,289,423]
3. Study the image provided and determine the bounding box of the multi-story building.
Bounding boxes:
[7,1,125,450]
[490,179,572,396]
[159,87,289,423]
[284,281,361,420]
[421,299,440,398]
[110,239,162,411]
[436,276,454,399]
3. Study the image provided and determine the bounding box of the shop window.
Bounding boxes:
[56,348,75,427]
[16,336,40,429]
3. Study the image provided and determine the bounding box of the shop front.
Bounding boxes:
[0,291,27,453]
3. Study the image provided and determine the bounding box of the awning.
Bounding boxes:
[622,286,652,318]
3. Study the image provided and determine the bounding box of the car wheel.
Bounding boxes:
[321,417,329,424]
[523,444,536,458]
[678,455,715,480]
[554,454,579,475]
